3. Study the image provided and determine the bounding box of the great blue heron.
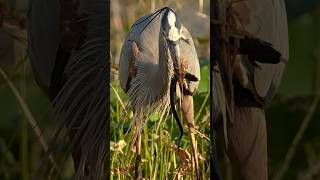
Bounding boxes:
[213,0,289,179]
[28,0,108,179]
[119,7,201,179]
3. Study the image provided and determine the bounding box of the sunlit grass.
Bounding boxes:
[110,63,210,179]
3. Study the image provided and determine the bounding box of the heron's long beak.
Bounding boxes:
[168,40,183,148]
[169,41,181,70]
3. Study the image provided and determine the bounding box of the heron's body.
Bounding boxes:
[119,10,200,112]
[119,7,201,179]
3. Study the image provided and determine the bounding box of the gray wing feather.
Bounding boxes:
[119,41,131,90]
[51,1,108,179]
[119,9,200,111]
[180,26,200,94]
[119,12,162,92]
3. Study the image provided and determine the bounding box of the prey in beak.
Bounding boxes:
[162,7,185,147]
[162,7,200,179]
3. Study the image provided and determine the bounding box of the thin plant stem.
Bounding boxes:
[111,83,128,115]
[0,65,57,169]
[195,91,210,121]
[272,96,319,180]
[21,56,28,180]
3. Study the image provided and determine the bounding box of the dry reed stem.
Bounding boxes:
[0,65,57,170]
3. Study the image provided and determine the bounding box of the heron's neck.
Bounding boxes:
[150,45,173,99]
[160,47,174,94]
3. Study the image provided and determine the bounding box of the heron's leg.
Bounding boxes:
[181,95,200,179]
[134,113,142,179]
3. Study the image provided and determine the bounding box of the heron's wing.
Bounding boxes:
[28,0,60,95]
[119,40,132,91]
[119,9,175,111]
[180,25,200,94]
[234,0,289,104]
[119,12,163,92]
[128,12,163,62]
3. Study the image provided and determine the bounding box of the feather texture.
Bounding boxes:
[29,0,109,179]
[119,9,200,113]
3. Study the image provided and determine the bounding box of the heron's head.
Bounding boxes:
[161,8,182,69]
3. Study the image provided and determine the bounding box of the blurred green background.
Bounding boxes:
[0,0,318,179]
[217,1,320,180]
[266,5,320,180]
[0,0,62,179]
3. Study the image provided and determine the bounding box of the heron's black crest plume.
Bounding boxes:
[230,36,282,64]
[131,7,176,36]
